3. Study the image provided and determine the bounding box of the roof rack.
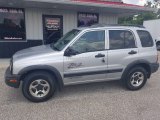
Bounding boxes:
[90,24,145,28]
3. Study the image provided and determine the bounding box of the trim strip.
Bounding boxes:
[64,69,123,78]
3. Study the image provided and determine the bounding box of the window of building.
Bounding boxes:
[0,8,26,41]
[71,30,105,53]
[137,30,153,47]
[78,12,99,27]
[109,30,136,50]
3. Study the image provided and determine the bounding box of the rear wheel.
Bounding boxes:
[22,71,56,102]
[125,67,148,90]
[156,42,160,50]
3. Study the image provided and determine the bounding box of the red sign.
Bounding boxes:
[45,18,60,30]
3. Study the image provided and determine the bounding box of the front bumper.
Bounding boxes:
[150,63,159,73]
[5,67,20,88]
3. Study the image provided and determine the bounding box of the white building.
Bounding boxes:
[0,0,154,58]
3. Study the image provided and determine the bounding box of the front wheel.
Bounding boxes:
[22,71,56,102]
[125,67,148,90]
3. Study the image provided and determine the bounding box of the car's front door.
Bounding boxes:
[63,29,108,85]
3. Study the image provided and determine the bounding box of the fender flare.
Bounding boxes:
[121,60,151,80]
[18,65,64,89]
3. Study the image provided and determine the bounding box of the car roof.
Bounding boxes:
[76,24,146,31]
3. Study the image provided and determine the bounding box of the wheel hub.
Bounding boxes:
[130,72,144,87]
[29,79,50,98]
[36,84,44,91]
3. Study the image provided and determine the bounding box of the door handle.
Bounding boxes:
[128,50,137,55]
[95,53,105,58]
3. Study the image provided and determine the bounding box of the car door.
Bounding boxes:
[63,29,108,85]
[107,29,139,80]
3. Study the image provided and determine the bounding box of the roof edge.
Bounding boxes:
[25,0,157,12]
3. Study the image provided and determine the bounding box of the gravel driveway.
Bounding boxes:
[0,54,160,120]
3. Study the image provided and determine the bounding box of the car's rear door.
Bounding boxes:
[107,28,139,80]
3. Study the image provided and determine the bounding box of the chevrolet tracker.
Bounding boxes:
[5,25,159,102]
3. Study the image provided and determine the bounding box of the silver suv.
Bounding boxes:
[5,25,159,102]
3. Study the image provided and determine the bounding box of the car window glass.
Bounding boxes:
[52,29,80,51]
[125,31,136,48]
[137,30,153,47]
[71,30,105,53]
[109,30,136,50]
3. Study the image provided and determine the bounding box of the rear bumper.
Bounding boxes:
[150,63,159,73]
[5,67,20,88]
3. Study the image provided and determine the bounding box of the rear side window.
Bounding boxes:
[109,30,136,50]
[137,30,153,47]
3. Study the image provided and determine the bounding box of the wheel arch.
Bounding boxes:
[121,60,152,81]
[18,65,64,90]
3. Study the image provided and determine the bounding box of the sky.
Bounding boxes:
[123,0,153,6]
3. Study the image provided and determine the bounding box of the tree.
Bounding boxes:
[118,0,160,25]
[154,0,160,7]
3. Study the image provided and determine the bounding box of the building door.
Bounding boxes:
[42,15,63,44]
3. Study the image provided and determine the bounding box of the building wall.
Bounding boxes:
[0,8,118,58]
[25,8,118,40]
[99,13,118,25]
[25,8,78,40]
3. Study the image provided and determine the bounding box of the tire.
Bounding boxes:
[125,67,148,90]
[156,42,160,50]
[22,71,56,102]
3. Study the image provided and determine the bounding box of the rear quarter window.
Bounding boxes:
[137,30,154,47]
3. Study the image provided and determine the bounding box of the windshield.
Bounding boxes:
[50,29,81,51]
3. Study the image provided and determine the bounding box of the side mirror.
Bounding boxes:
[64,47,79,57]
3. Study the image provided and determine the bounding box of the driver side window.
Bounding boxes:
[71,30,105,53]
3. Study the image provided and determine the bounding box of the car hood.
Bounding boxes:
[13,44,56,60]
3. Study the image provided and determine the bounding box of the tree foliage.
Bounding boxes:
[118,0,160,25]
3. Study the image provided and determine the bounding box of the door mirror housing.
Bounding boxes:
[64,47,79,57]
